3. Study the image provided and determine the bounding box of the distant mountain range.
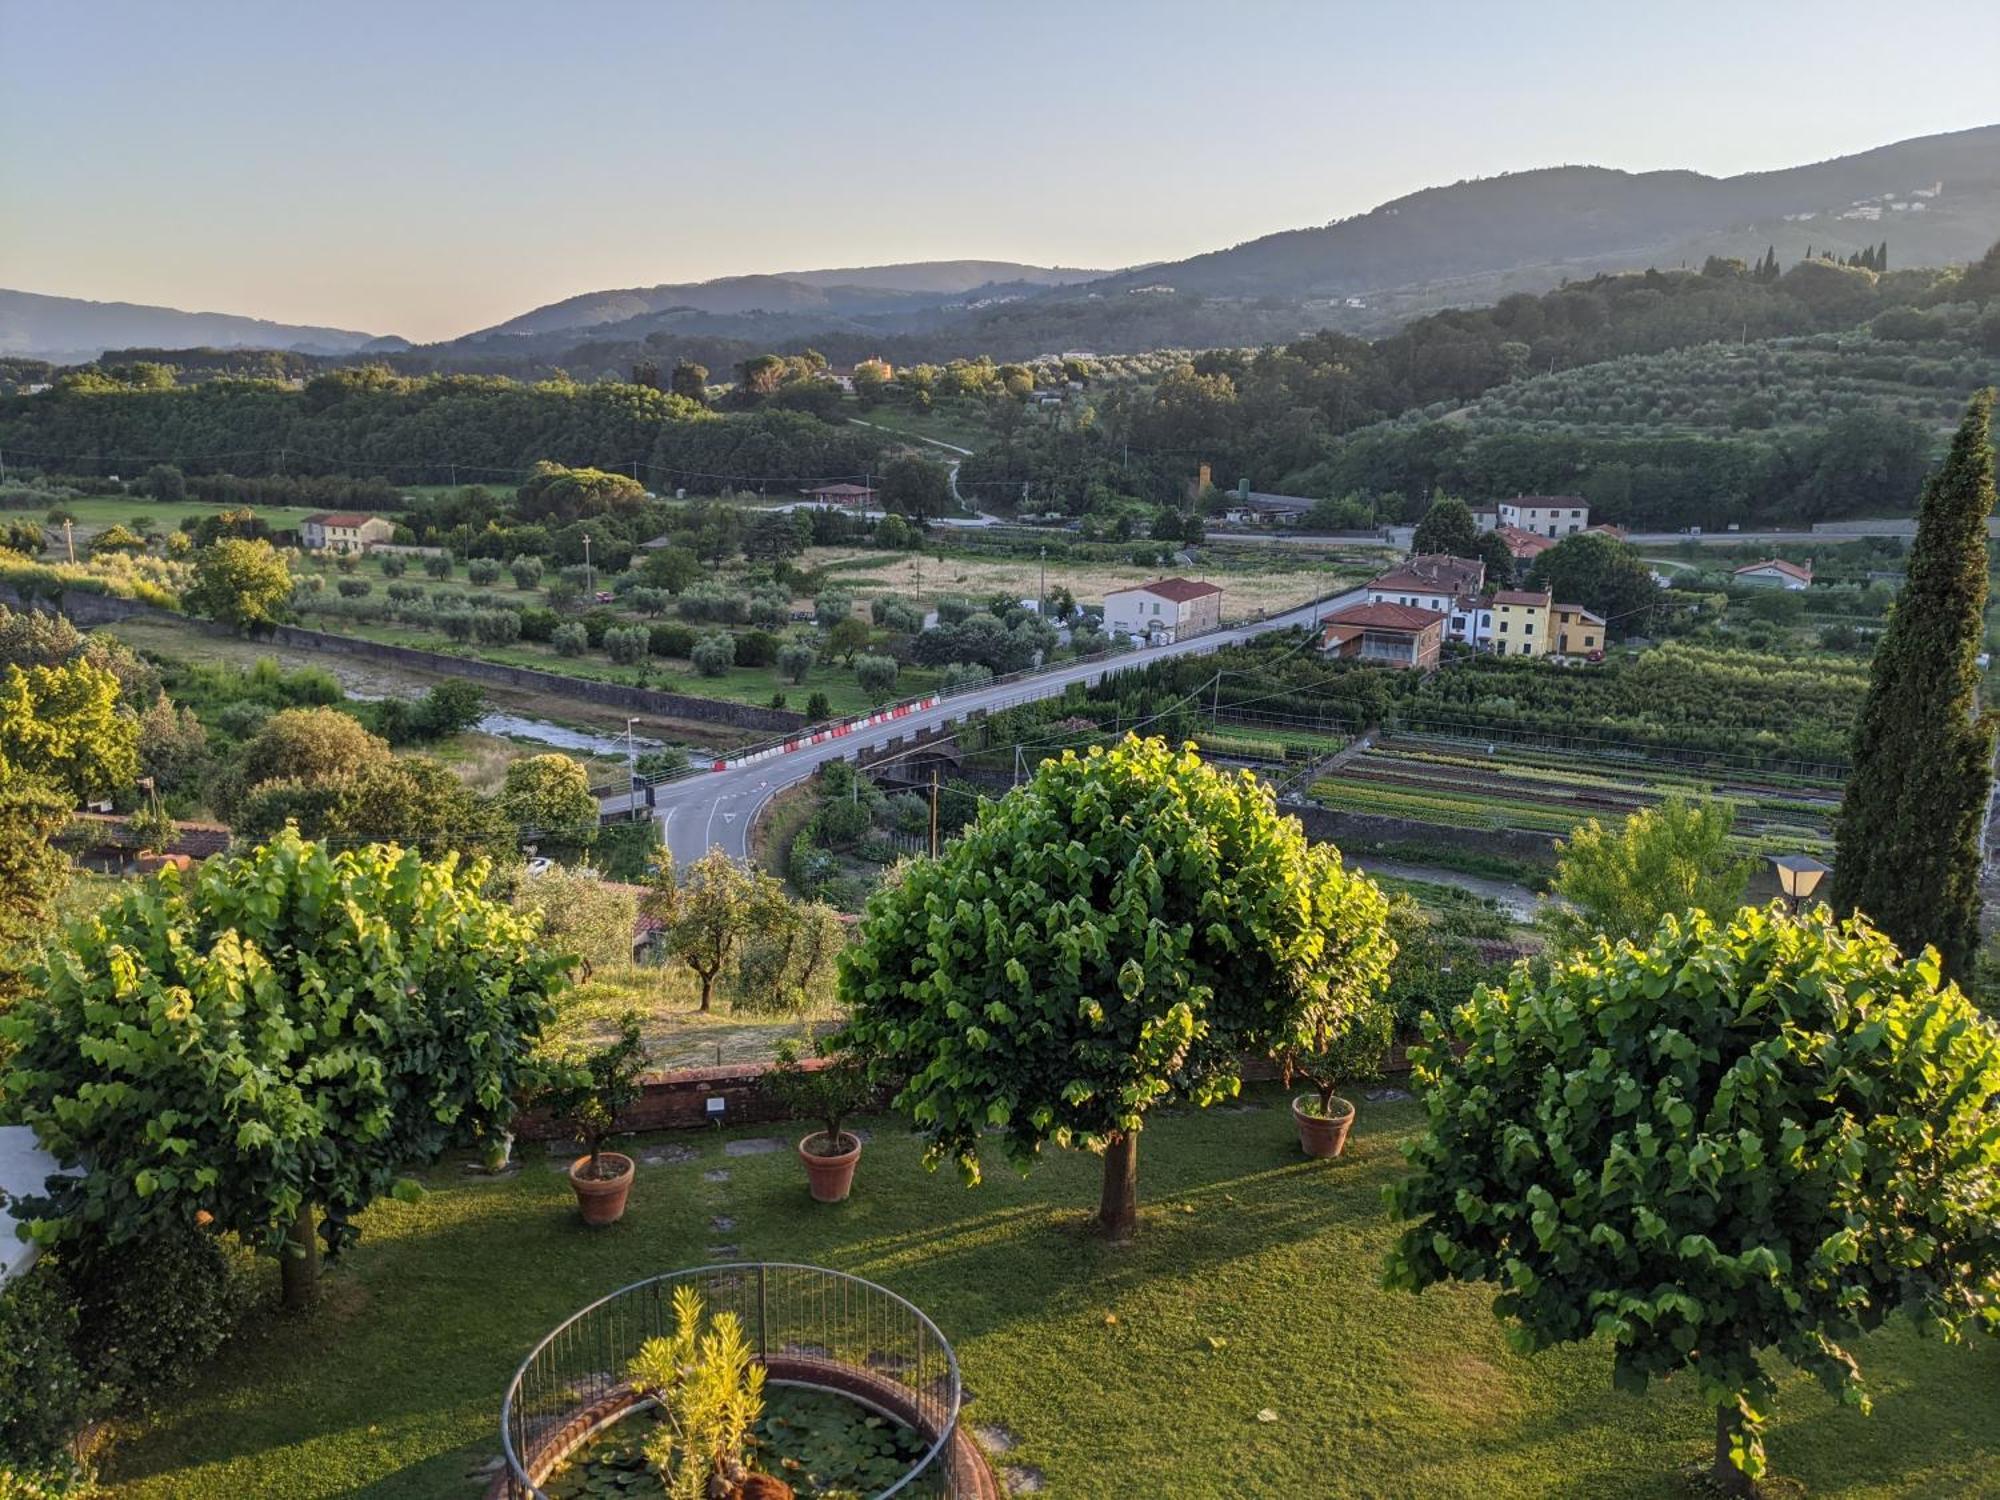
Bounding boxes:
[7,125,1997,367]
[0,289,408,365]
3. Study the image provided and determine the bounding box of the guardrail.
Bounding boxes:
[499,1263,974,1500]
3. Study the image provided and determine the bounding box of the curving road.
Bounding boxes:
[611,585,1367,866]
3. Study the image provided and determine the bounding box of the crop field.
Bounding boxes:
[1313,736,1840,856]
[15,493,324,538]
[807,541,1385,621]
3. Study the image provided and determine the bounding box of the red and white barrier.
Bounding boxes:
[710,695,941,772]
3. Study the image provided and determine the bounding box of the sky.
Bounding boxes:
[3,0,1997,344]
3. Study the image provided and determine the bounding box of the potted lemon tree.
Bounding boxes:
[1282,993,1394,1159]
[542,1013,649,1224]
[767,1032,873,1203]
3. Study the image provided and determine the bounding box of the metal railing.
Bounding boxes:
[500,1263,967,1499]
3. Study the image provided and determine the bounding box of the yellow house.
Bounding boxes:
[1552,603,1606,656]
[1477,589,1551,658]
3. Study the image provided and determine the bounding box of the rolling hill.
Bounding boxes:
[0,289,402,364]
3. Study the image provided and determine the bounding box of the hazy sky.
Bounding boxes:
[3,0,1996,343]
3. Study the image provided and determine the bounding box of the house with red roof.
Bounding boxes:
[301,512,394,553]
[1319,602,1446,670]
[1733,558,1812,590]
[1103,577,1223,643]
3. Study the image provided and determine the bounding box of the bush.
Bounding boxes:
[804,691,831,721]
[58,1222,251,1406]
[736,629,779,668]
[648,621,695,658]
[473,608,520,645]
[0,1263,95,1472]
[509,554,544,589]
[871,596,924,633]
[814,591,855,629]
[517,606,558,642]
[745,586,790,629]
[551,622,589,657]
[422,552,452,579]
[691,632,736,676]
[377,553,407,578]
[467,557,501,586]
[603,624,648,665]
[335,577,372,598]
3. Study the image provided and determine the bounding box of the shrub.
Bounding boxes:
[0,1263,95,1472]
[765,1031,873,1146]
[58,1220,251,1405]
[871,596,923,633]
[580,608,619,647]
[440,609,475,641]
[551,622,589,656]
[422,552,452,579]
[648,621,695,658]
[735,629,779,668]
[804,691,831,721]
[813,591,854,628]
[335,577,372,598]
[473,608,521,645]
[745,586,790,629]
[691,632,735,676]
[518,606,558,642]
[604,625,649,665]
[377,553,407,578]
[509,554,544,589]
[467,557,501,586]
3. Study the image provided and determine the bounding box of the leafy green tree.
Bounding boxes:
[1411,497,1480,558]
[226,705,390,801]
[1832,391,1997,980]
[1,830,570,1308]
[509,553,545,589]
[646,847,783,1012]
[515,864,639,972]
[853,652,899,703]
[1473,529,1515,589]
[735,899,847,1014]
[669,361,709,405]
[143,463,186,503]
[777,643,814,683]
[184,538,292,631]
[1524,531,1656,633]
[1386,902,2000,1494]
[515,462,646,525]
[501,752,599,854]
[1540,795,1751,953]
[839,737,1395,1238]
[881,454,951,519]
[820,616,869,667]
[0,657,138,801]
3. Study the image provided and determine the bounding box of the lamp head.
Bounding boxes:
[1770,853,1830,903]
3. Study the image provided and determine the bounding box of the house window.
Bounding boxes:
[1498,621,1508,634]
[1520,643,1532,656]
[1524,622,1534,635]
[1584,635,1596,648]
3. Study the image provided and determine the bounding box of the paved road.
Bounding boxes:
[616,585,1367,865]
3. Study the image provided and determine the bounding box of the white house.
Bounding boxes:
[1365,555,1486,641]
[1102,577,1223,644]
[300,512,395,553]
[1496,497,1589,538]
[1733,558,1813,590]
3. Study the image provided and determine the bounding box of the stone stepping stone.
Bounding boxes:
[1001,1465,1045,1493]
[639,1145,697,1166]
[707,1244,741,1258]
[972,1423,1018,1454]
[723,1136,785,1157]
[702,1168,732,1183]
[1367,1087,1414,1103]
[710,1214,735,1233]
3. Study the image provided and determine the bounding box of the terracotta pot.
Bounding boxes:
[1291,1095,1356,1159]
[569,1151,635,1225]
[797,1131,862,1202]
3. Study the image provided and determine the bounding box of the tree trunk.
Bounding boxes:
[1098,1130,1139,1241]
[281,1202,320,1312]
[1711,1404,1757,1497]
[698,970,714,1012]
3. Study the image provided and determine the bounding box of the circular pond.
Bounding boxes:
[497,1263,995,1500]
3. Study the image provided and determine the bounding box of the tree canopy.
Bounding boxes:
[183,538,292,631]
[1386,902,2000,1493]
[0,657,138,800]
[1539,795,1751,953]
[1523,531,1658,635]
[839,736,1394,1237]
[1411,497,1480,557]
[0,830,570,1307]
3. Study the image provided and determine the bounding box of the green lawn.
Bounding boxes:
[36,495,324,534]
[98,1094,2000,1499]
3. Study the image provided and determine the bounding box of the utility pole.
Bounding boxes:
[582,532,593,595]
[1039,547,1046,616]
[928,769,940,858]
[63,518,76,564]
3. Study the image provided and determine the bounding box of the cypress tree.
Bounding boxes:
[1831,390,1998,980]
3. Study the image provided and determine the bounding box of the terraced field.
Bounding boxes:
[1312,736,1839,856]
